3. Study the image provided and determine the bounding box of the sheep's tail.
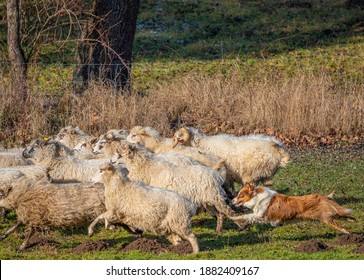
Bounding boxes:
[213,159,226,171]
[271,141,291,167]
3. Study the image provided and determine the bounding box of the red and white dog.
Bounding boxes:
[232,184,355,234]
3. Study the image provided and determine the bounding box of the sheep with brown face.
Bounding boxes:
[89,163,199,254]
[116,143,246,234]
[0,177,106,251]
[173,127,291,189]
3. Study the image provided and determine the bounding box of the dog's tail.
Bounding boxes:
[331,201,356,221]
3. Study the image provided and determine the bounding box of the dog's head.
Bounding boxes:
[232,185,267,210]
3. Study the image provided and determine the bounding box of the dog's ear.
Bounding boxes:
[245,183,255,192]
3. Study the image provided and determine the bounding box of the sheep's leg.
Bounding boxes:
[187,233,199,254]
[167,233,182,245]
[18,227,35,251]
[0,207,9,219]
[0,220,22,242]
[120,224,143,237]
[206,205,224,234]
[214,199,248,230]
[88,211,111,237]
[179,232,199,254]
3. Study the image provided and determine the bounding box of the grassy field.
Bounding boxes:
[0,0,363,260]
[0,147,363,260]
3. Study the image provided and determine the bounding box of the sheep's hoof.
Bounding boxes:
[88,229,94,237]
[0,234,6,242]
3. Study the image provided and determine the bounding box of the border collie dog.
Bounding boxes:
[232,185,355,234]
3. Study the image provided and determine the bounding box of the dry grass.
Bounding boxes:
[0,71,363,147]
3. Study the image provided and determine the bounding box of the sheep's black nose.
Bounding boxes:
[22,149,29,158]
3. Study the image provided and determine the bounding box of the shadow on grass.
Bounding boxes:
[135,0,364,61]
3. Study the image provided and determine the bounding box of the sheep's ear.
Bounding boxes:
[100,162,114,170]
[89,137,98,145]
[139,129,146,136]
[68,130,75,135]
[105,133,114,141]
[123,143,131,152]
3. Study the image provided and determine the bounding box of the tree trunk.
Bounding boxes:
[6,0,27,100]
[73,0,140,94]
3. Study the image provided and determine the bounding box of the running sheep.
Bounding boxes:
[0,152,32,168]
[89,163,199,253]
[126,126,235,197]
[173,127,291,188]
[0,177,106,251]
[117,143,246,234]
[54,125,96,149]
[22,139,126,183]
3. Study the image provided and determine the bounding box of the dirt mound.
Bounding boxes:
[353,244,364,254]
[24,235,61,250]
[294,240,331,253]
[334,234,364,245]
[120,238,195,254]
[73,240,111,253]
[168,241,193,254]
[120,238,168,254]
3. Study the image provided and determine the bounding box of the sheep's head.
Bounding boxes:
[22,139,63,163]
[126,126,147,145]
[92,163,116,184]
[119,143,137,159]
[74,137,97,152]
[172,127,192,148]
[106,129,128,140]
[54,125,87,146]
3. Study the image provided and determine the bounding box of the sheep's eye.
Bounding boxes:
[81,143,87,148]
[131,134,136,138]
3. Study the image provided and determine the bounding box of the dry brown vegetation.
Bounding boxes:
[0,71,363,147]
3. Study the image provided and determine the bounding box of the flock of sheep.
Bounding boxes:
[0,125,291,253]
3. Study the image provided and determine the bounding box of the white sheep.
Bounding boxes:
[54,125,96,149]
[0,177,106,251]
[126,126,235,197]
[92,129,129,158]
[173,127,291,188]
[118,143,245,234]
[0,165,48,183]
[22,139,126,183]
[88,163,199,253]
[0,152,33,167]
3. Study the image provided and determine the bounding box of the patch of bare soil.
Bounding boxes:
[168,240,193,254]
[73,240,111,253]
[24,234,61,251]
[120,238,168,254]
[119,238,195,254]
[353,244,364,254]
[294,240,331,253]
[334,234,364,246]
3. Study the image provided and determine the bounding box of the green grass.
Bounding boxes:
[1,148,363,260]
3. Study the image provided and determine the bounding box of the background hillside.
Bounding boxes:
[0,0,363,146]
